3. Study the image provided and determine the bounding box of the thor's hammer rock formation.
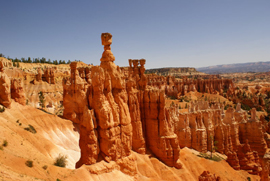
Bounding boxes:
[63,33,182,170]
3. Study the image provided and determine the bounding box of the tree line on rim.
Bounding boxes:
[0,53,76,65]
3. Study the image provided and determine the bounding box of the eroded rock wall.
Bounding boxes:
[0,72,11,108]
[11,78,26,105]
[147,74,234,98]
[0,62,11,108]
[171,100,268,176]
[0,61,27,107]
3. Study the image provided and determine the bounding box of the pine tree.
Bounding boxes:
[38,91,45,109]
[209,135,218,159]
[27,57,32,63]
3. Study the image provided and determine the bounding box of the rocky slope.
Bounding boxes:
[0,57,75,114]
[0,102,260,180]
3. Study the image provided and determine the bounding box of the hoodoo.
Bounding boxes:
[0,61,11,108]
[63,33,182,169]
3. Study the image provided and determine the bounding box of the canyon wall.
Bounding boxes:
[0,62,11,108]
[147,74,234,98]
[0,61,26,107]
[145,67,204,77]
[170,101,268,176]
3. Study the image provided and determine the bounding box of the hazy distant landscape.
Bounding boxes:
[197,61,270,74]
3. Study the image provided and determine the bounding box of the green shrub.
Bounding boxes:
[179,96,190,102]
[197,152,223,162]
[38,91,45,109]
[25,160,33,167]
[0,106,5,113]
[2,140,8,147]
[54,155,67,168]
[168,96,177,100]
[241,104,251,111]
[224,104,229,110]
[42,165,48,170]
[24,124,37,134]
[184,96,190,102]
[210,155,223,162]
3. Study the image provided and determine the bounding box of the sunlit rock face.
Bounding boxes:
[170,100,268,176]
[147,73,234,99]
[11,78,26,105]
[0,61,11,108]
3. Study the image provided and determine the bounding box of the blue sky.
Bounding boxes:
[0,0,269,68]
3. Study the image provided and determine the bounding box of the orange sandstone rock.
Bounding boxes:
[236,140,262,175]
[43,67,55,84]
[147,74,234,98]
[36,67,42,81]
[64,33,135,168]
[0,62,11,108]
[199,171,220,181]
[142,88,182,168]
[63,62,99,167]
[126,77,146,154]
[238,108,267,157]
[11,78,26,105]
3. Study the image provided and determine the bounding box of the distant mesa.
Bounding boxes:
[198,61,270,74]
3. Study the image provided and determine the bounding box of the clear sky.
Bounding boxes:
[1,0,269,69]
